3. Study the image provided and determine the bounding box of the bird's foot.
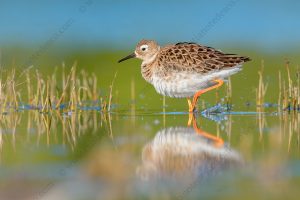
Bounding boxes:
[187,98,198,113]
[187,112,194,126]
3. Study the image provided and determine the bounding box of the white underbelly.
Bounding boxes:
[152,67,242,98]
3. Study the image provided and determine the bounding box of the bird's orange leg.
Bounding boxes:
[187,98,194,126]
[191,79,224,112]
[187,98,193,112]
[192,117,224,148]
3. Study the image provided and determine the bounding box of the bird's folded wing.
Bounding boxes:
[157,42,250,74]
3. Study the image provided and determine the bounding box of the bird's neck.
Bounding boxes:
[141,64,154,84]
[141,52,158,66]
[141,53,158,83]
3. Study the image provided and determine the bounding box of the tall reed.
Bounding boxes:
[0,64,113,113]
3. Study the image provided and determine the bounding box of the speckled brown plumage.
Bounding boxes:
[156,42,250,75]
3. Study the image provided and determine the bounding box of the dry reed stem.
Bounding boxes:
[226,77,232,110]
[108,72,117,112]
[256,60,268,109]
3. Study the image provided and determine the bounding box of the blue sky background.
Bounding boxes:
[0,0,300,52]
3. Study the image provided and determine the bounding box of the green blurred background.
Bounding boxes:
[0,0,299,110]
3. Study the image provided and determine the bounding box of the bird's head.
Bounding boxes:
[118,39,160,64]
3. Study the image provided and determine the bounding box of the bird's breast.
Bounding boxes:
[151,73,196,98]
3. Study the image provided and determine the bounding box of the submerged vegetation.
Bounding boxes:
[0,110,113,151]
[0,63,116,113]
[280,61,300,111]
[256,60,299,112]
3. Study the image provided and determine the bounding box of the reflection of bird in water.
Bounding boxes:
[137,119,242,182]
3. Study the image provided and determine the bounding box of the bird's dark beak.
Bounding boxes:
[118,53,136,63]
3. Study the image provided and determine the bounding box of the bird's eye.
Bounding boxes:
[140,45,148,52]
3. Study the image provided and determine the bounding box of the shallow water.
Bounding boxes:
[0,107,299,200]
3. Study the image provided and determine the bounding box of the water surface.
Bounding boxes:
[0,109,299,200]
